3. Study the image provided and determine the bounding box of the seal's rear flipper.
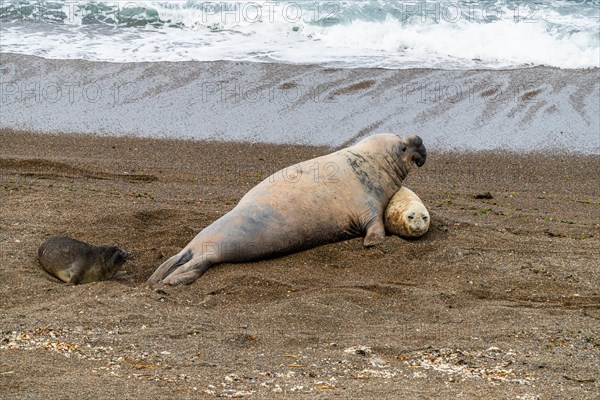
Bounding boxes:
[161,256,215,285]
[147,249,192,285]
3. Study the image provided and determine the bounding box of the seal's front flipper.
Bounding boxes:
[67,261,86,285]
[363,219,385,247]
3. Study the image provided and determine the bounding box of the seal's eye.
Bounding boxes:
[422,216,428,221]
[408,215,414,220]
[401,146,407,153]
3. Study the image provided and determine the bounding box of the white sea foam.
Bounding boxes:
[0,0,598,69]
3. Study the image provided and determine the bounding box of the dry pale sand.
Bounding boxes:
[0,129,598,399]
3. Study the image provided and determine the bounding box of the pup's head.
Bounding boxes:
[402,204,430,237]
[105,247,131,270]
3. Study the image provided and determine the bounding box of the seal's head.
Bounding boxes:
[103,247,131,274]
[384,187,431,238]
[401,203,430,237]
[400,135,427,169]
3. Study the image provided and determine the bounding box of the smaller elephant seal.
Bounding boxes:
[384,187,430,238]
[38,236,130,284]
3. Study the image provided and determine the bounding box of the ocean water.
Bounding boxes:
[0,0,598,69]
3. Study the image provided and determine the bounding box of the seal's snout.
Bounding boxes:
[110,247,131,265]
[408,135,426,167]
[415,155,426,167]
[410,135,423,148]
[402,135,427,167]
[412,221,428,234]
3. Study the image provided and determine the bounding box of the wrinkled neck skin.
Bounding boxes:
[371,136,412,189]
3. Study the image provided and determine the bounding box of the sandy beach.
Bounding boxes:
[0,128,598,399]
[2,1,599,396]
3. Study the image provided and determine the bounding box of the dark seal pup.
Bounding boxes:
[149,133,426,286]
[38,236,130,284]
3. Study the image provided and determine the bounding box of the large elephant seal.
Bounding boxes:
[384,187,430,238]
[38,236,130,284]
[149,133,426,286]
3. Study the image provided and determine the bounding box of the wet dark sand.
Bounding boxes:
[2,53,599,152]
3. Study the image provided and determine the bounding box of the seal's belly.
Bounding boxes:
[191,201,356,263]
